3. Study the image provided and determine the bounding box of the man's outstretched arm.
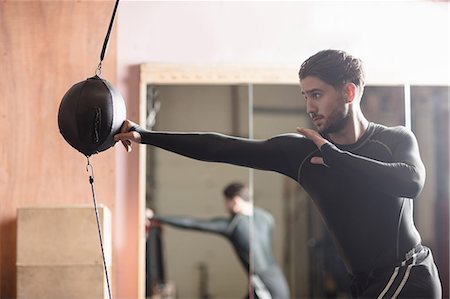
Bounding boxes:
[153,214,230,236]
[115,120,315,181]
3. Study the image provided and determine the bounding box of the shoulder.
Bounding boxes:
[369,123,420,155]
[254,207,274,223]
[371,123,416,141]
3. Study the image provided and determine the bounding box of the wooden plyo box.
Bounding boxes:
[16,205,112,299]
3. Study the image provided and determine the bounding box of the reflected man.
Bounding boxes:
[147,182,290,299]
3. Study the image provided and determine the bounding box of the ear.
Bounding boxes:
[343,83,357,103]
[233,196,242,205]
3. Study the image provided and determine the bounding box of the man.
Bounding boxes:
[147,182,290,299]
[115,50,442,298]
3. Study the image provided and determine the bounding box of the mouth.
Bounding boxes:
[311,117,325,130]
[312,116,323,123]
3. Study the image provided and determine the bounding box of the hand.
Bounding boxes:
[145,208,155,235]
[145,208,154,220]
[296,127,328,165]
[296,127,328,148]
[114,120,142,152]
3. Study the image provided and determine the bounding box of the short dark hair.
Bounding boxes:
[223,182,249,202]
[299,49,365,91]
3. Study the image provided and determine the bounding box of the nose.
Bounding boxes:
[306,98,317,114]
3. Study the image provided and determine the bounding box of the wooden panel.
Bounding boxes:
[0,1,118,298]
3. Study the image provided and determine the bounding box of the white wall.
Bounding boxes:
[118,1,449,89]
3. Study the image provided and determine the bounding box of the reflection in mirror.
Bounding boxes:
[145,84,251,299]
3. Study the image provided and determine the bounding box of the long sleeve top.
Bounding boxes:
[136,122,425,276]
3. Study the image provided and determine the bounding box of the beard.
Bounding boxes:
[318,95,352,135]
[321,109,351,134]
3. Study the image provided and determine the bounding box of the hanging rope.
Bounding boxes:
[86,157,113,299]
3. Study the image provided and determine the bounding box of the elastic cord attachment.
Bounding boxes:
[86,157,113,299]
[96,0,120,76]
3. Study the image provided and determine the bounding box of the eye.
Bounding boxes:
[311,92,321,99]
[302,91,322,101]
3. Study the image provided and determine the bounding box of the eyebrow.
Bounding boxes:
[301,88,323,95]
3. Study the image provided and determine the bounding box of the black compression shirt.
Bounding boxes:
[136,122,425,276]
[154,207,274,273]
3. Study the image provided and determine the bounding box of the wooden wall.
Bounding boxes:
[0,1,120,298]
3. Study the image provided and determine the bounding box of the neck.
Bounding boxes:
[329,108,369,145]
[238,202,253,216]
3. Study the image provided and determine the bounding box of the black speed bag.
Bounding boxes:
[58,75,126,157]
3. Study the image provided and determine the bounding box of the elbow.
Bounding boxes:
[200,145,223,162]
[195,147,230,163]
[198,134,229,162]
[404,170,425,199]
[405,180,424,199]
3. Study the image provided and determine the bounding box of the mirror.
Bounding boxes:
[140,64,449,298]
[144,83,251,299]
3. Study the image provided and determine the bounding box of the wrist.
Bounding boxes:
[316,139,328,149]
[318,141,330,150]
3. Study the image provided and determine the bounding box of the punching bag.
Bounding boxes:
[57,0,124,157]
[58,75,126,156]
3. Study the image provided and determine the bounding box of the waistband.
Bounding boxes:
[350,244,425,297]
[404,244,424,262]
